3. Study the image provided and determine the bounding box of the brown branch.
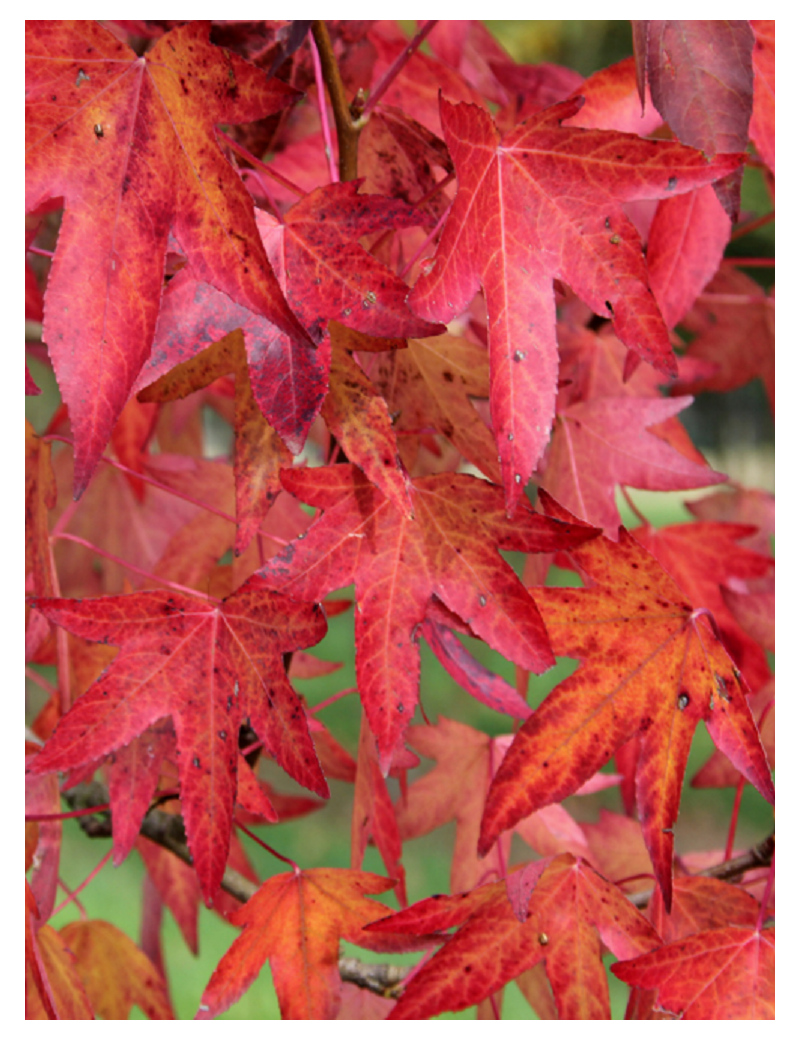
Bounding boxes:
[311,21,361,182]
[63,782,774,997]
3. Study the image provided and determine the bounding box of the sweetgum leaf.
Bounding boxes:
[408,95,744,512]
[197,869,396,1020]
[27,585,328,902]
[59,920,173,1020]
[612,925,775,1019]
[253,465,599,770]
[479,492,774,910]
[368,855,661,1020]
[25,20,309,495]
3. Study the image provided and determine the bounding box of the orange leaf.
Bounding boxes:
[479,492,774,910]
[59,920,173,1019]
[197,868,395,1020]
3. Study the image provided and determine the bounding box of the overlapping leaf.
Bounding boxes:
[25,20,310,494]
[27,584,328,901]
[367,854,661,1019]
[408,95,744,511]
[197,869,396,1020]
[59,920,173,1020]
[612,924,775,1019]
[479,492,774,909]
[253,464,598,769]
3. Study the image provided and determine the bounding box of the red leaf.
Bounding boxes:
[28,584,328,901]
[612,925,774,1019]
[26,21,309,494]
[368,855,661,1020]
[749,21,775,172]
[258,181,443,342]
[254,464,598,769]
[539,394,724,535]
[479,492,774,910]
[408,96,743,511]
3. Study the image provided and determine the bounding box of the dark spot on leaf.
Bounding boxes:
[193,756,201,768]
[677,692,690,711]
[218,730,227,740]
[667,176,678,190]
[442,370,454,382]
[93,124,104,138]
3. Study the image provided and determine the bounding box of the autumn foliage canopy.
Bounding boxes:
[25,19,775,1020]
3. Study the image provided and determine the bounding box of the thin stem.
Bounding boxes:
[363,21,438,117]
[720,256,775,268]
[56,878,87,922]
[217,129,306,199]
[26,803,111,822]
[42,435,291,548]
[724,776,746,862]
[697,291,772,306]
[25,666,58,699]
[730,210,774,241]
[309,29,339,184]
[309,686,358,714]
[52,532,222,603]
[28,245,55,259]
[52,849,113,918]
[236,820,299,871]
[620,486,650,528]
[398,200,453,281]
[311,21,360,182]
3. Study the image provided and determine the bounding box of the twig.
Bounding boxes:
[311,21,360,182]
[61,780,774,998]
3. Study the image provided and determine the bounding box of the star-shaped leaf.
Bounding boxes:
[253,465,598,769]
[408,95,744,511]
[612,924,774,1019]
[27,584,328,901]
[367,854,661,1020]
[197,869,396,1020]
[479,492,774,909]
[26,20,309,494]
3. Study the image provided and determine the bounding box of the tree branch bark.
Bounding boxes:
[311,21,361,183]
[62,781,774,998]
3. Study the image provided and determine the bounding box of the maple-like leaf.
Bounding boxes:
[538,394,723,535]
[367,854,661,1020]
[253,464,598,769]
[646,186,731,329]
[258,181,443,342]
[367,331,502,484]
[408,95,743,512]
[197,868,396,1020]
[26,884,94,1020]
[27,584,328,901]
[26,20,310,494]
[632,519,774,691]
[479,492,774,909]
[670,266,775,414]
[632,21,754,157]
[612,925,775,1019]
[138,329,291,554]
[59,920,173,1020]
